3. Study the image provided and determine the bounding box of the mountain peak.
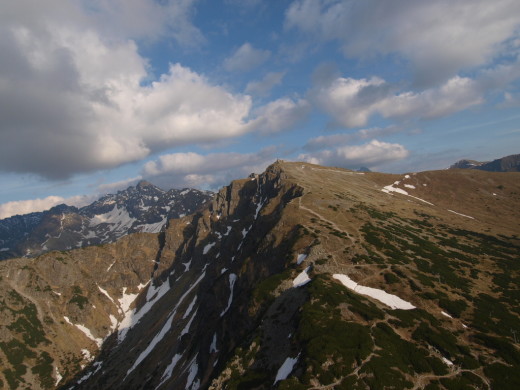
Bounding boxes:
[136,180,156,190]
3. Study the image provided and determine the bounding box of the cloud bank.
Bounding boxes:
[0,2,305,181]
[143,148,279,189]
[0,195,95,219]
[299,140,409,170]
[286,0,520,85]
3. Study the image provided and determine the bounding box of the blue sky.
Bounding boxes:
[1,0,519,218]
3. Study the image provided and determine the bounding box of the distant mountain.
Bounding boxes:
[1,162,519,389]
[0,181,212,260]
[450,153,520,172]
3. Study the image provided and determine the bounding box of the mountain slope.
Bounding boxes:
[0,162,519,390]
[0,181,212,260]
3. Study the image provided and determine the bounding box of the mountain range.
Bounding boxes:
[0,161,519,389]
[0,181,212,261]
[449,153,520,172]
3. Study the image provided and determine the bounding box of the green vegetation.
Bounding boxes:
[69,285,89,309]
[252,269,292,306]
[0,338,35,388]
[438,298,467,318]
[31,351,54,389]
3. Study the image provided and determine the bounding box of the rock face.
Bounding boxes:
[0,161,519,390]
[450,153,520,172]
[0,182,212,260]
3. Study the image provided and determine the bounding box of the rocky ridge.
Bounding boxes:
[0,161,519,389]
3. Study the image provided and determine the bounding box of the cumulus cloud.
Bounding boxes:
[299,140,409,170]
[313,75,483,128]
[286,0,520,85]
[83,0,204,45]
[245,72,286,96]
[0,3,313,181]
[142,148,278,190]
[246,98,311,134]
[224,43,271,72]
[0,195,96,219]
[304,126,403,151]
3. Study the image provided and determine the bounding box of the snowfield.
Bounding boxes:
[332,274,415,310]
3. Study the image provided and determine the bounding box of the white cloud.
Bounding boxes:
[224,43,271,72]
[304,126,403,151]
[299,140,409,170]
[0,5,257,179]
[0,195,96,219]
[286,0,520,85]
[142,148,278,190]
[246,98,311,134]
[245,71,286,96]
[96,176,143,195]
[0,4,314,181]
[313,75,483,128]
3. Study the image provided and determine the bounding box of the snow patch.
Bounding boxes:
[441,311,453,319]
[185,357,200,390]
[183,296,197,320]
[448,210,474,219]
[296,253,307,265]
[181,310,197,336]
[274,354,299,384]
[74,324,103,347]
[55,366,62,386]
[126,311,175,376]
[89,205,136,233]
[97,285,115,304]
[63,317,102,347]
[109,314,118,330]
[182,259,192,272]
[220,274,237,317]
[210,333,218,353]
[254,199,265,219]
[333,274,415,310]
[404,184,416,189]
[76,361,103,385]
[293,267,312,287]
[136,217,167,233]
[382,183,434,205]
[203,242,216,255]
[442,357,454,366]
[81,349,93,362]
[157,354,183,389]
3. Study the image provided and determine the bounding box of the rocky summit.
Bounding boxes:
[0,182,212,261]
[0,161,519,390]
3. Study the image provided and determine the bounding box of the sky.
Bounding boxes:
[1,0,520,218]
